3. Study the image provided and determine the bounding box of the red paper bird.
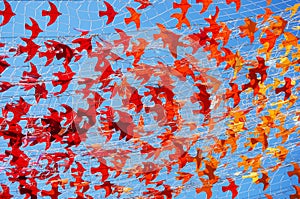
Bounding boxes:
[14,38,41,62]
[0,0,16,27]
[226,0,241,11]
[173,0,191,14]
[134,0,152,10]
[99,1,118,25]
[288,162,300,183]
[114,28,132,52]
[25,17,43,39]
[275,77,294,100]
[222,178,239,199]
[42,1,62,26]
[0,81,14,92]
[74,28,90,36]
[225,83,242,107]
[0,55,10,74]
[91,160,111,182]
[94,181,114,198]
[0,184,13,198]
[52,63,75,96]
[124,7,141,30]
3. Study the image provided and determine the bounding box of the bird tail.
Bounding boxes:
[275,87,283,94]
[42,10,48,16]
[99,11,105,17]
[124,17,131,25]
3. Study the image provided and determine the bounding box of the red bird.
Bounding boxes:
[134,0,152,10]
[0,81,14,92]
[0,0,16,27]
[14,38,41,62]
[42,1,62,26]
[0,55,10,74]
[275,77,294,100]
[52,63,75,96]
[222,178,239,199]
[114,28,132,52]
[99,1,118,25]
[25,17,43,39]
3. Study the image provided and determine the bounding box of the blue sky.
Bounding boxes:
[0,0,299,198]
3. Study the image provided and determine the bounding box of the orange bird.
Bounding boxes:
[257,8,274,24]
[196,0,213,14]
[124,7,141,30]
[0,0,16,26]
[173,0,191,14]
[42,1,62,26]
[226,0,241,11]
[99,1,118,25]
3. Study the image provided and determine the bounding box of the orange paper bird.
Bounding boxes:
[124,7,141,30]
[239,18,258,43]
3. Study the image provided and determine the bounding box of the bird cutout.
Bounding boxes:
[124,7,141,30]
[222,178,239,199]
[195,178,214,199]
[242,172,259,182]
[0,0,15,27]
[0,55,10,74]
[288,162,300,183]
[268,16,287,36]
[72,37,93,54]
[14,38,41,62]
[276,56,298,75]
[237,154,262,172]
[275,125,297,144]
[279,32,298,56]
[173,0,191,14]
[226,0,241,11]
[218,22,232,46]
[114,28,132,52]
[290,185,300,199]
[275,77,295,100]
[225,83,242,107]
[25,17,43,40]
[99,1,118,25]
[259,27,278,53]
[171,12,191,30]
[74,28,90,36]
[175,172,193,184]
[196,0,213,14]
[126,38,149,64]
[285,3,300,18]
[257,8,274,24]
[134,0,152,10]
[0,81,14,92]
[42,1,62,26]
[153,23,186,58]
[255,170,270,190]
[239,17,258,43]
[51,63,76,96]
